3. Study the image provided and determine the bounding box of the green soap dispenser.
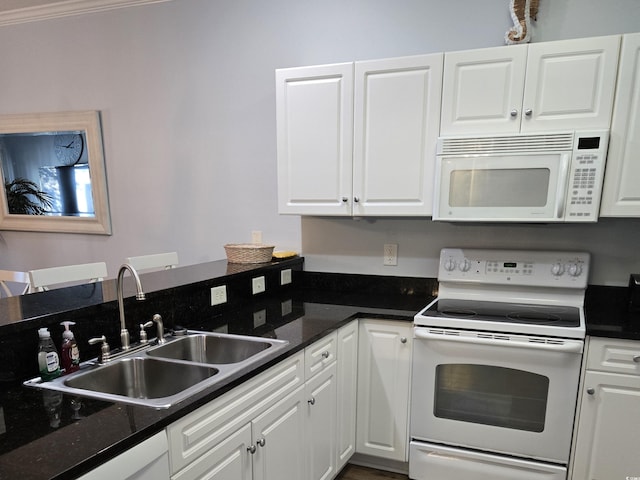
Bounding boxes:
[37,328,61,381]
[60,321,80,374]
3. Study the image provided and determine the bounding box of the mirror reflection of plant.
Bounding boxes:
[4,178,52,215]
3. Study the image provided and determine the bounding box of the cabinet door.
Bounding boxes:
[306,362,337,480]
[601,33,640,216]
[352,54,443,215]
[276,63,354,215]
[336,320,358,471]
[172,425,252,480]
[79,431,169,480]
[522,35,620,133]
[571,371,640,480]
[252,385,306,480]
[440,45,527,135]
[356,320,412,462]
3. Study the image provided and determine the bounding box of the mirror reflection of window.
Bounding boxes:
[0,131,93,217]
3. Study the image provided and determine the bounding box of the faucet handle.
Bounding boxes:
[88,336,110,363]
[139,321,154,344]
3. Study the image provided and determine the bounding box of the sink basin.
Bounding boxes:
[65,357,218,399]
[146,333,279,364]
[24,331,290,409]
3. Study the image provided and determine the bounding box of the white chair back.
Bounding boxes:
[29,262,108,292]
[125,252,179,272]
[0,270,32,297]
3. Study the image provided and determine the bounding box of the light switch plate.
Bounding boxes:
[280,269,292,285]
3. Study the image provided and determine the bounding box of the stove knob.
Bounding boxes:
[551,262,565,276]
[443,259,456,271]
[458,259,471,272]
[567,263,583,277]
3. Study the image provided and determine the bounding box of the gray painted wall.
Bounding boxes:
[0,0,638,284]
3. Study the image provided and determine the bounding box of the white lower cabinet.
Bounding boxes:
[571,337,640,480]
[252,386,307,480]
[167,352,305,480]
[336,320,358,471]
[78,431,170,480]
[356,319,412,462]
[306,361,337,480]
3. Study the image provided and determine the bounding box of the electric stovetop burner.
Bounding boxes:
[425,299,581,328]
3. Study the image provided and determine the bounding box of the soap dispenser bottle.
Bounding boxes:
[37,328,61,381]
[60,321,80,374]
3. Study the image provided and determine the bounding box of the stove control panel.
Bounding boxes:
[438,248,590,288]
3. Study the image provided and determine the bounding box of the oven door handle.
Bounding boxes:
[413,329,584,354]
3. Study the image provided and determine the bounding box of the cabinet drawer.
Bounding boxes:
[587,337,640,375]
[305,332,338,380]
[167,351,304,473]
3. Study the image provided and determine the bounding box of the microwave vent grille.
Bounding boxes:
[438,133,574,155]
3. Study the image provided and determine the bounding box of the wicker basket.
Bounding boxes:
[224,244,275,264]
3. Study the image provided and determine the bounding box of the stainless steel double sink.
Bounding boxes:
[24,331,290,409]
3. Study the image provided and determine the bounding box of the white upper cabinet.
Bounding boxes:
[352,54,443,216]
[276,63,354,216]
[600,32,640,216]
[440,35,621,135]
[276,53,443,216]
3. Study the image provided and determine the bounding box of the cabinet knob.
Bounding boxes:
[308,397,316,406]
[633,355,640,363]
[400,337,407,344]
[524,108,533,117]
[257,437,266,447]
[322,350,330,359]
[341,197,348,203]
[353,196,360,203]
[510,109,518,117]
[247,445,257,454]
[587,388,595,395]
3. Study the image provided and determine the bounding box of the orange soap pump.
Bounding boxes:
[60,321,80,374]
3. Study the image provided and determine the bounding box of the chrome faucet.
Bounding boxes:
[116,263,145,350]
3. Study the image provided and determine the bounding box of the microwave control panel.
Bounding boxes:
[565,131,609,221]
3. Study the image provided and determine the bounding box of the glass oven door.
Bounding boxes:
[410,327,583,464]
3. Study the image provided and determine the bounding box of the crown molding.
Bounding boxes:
[0,0,171,27]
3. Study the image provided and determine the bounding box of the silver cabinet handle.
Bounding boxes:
[353,196,360,203]
[587,388,595,395]
[524,108,533,117]
[308,397,316,405]
[247,445,257,454]
[257,438,266,447]
[633,355,640,363]
[322,351,330,359]
[341,197,348,203]
[510,109,518,117]
[400,337,407,344]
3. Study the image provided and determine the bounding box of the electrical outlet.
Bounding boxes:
[253,309,267,328]
[280,268,292,285]
[384,243,398,266]
[252,276,266,294]
[252,230,262,244]
[210,285,227,306]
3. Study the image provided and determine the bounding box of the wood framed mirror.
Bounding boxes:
[0,110,111,235]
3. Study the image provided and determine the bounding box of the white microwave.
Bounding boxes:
[433,130,609,223]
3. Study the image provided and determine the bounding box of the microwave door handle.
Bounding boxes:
[555,153,571,219]
[414,329,583,354]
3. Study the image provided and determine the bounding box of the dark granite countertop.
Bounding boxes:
[0,259,638,480]
[0,262,432,480]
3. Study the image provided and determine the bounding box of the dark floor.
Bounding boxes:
[335,464,409,480]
